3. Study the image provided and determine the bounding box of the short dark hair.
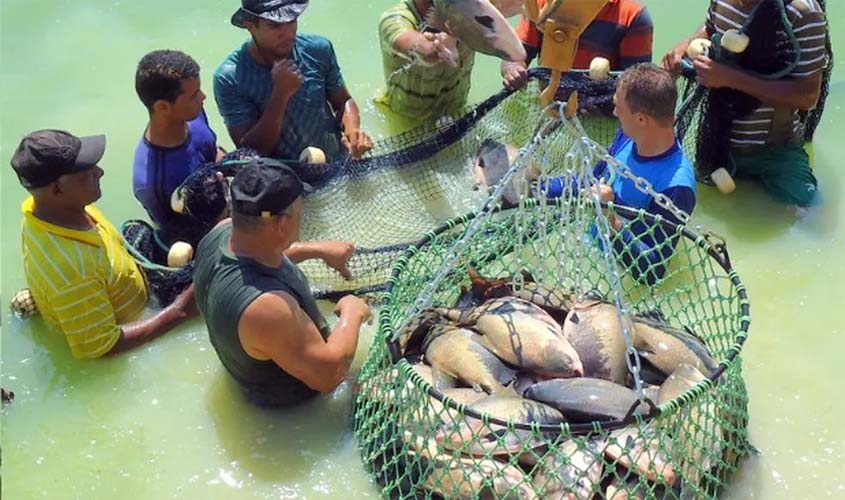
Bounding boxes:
[231,210,269,232]
[135,50,200,111]
[617,63,677,125]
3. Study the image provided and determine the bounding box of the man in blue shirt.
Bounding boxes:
[133,50,224,245]
[544,63,696,284]
[214,0,373,163]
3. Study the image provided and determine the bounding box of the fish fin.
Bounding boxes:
[424,7,448,32]
[432,367,457,391]
[568,311,580,324]
[519,269,536,283]
[635,308,668,323]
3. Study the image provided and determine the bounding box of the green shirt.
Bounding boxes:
[376,0,475,120]
[193,222,330,407]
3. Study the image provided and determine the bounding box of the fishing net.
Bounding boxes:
[675,0,832,181]
[292,68,618,299]
[144,69,617,301]
[353,100,752,499]
[121,219,193,307]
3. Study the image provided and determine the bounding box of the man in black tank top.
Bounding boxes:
[193,159,371,406]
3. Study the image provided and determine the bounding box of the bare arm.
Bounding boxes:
[693,57,823,110]
[238,292,370,393]
[329,87,372,159]
[285,241,354,279]
[108,284,197,355]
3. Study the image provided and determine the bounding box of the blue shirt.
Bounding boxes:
[132,109,218,244]
[545,130,696,284]
[214,34,346,162]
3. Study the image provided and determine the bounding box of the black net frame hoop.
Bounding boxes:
[375,202,751,436]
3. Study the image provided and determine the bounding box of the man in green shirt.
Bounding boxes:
[377,0,475,120]
[193,159,371,406]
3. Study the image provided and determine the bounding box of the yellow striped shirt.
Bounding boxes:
[21,197,148,359]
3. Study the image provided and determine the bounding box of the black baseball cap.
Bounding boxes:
[231,0,308,28]
[230,158,311,218]
[10,130,106,189]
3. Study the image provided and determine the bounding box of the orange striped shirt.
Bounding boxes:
[516,0,653,70]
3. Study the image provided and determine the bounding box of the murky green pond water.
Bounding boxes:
[2,0,844,498]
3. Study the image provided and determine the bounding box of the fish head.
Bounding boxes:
[430,0,527,62]
[546,340,584,378]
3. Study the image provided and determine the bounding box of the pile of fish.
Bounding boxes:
[362,270,728,499]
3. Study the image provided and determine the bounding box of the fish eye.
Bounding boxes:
[474,15,495,30]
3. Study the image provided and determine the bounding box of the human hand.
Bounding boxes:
[421,32,459,67]
[591,181,615,204]
[333,295,373,324]
[663,40,691,76]
[341,128,373,160]
[693,56,737,89]
[320,241,355,280]
[272,59,303,99]
[501,61,529,91]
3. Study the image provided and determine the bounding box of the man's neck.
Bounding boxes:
[230,229,289,268]
[146,114,189,148]
[633,127,677,158]
[32,199,93,231]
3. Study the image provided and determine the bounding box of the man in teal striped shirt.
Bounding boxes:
[215,0,373,162]
[377,0,475,120]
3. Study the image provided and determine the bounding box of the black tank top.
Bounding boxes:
[193,222,330,406]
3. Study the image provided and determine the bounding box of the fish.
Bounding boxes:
[427,0,527,62]
[436,391,564,456]
[419,452,540,499]
[397,309,444,356]
[632,317,718,378]
[424,324,517,393]
[523,378,644,423]
[562,301,629,385]
[472,139,539,206]
[533,439,605,499]
[657,364,723,486]
[439,297,583,378]
[466,269,576,323]
[604,426,677,486]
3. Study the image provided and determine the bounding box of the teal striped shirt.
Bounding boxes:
[214,34,346,161]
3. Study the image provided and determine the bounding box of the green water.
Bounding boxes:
[1,1,843,498]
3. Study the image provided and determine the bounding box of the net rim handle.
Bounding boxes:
[382,203,750,435]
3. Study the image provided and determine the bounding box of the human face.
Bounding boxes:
[55,165,104,206]
[170,77,206,121]
[613,85,643,140]
[248,19,298,60]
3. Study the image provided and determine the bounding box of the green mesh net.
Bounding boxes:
[353,100,751,499]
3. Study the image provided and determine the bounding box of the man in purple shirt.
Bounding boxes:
[133,50,224,245]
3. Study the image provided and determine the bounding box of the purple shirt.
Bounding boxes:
[133,109,217,242]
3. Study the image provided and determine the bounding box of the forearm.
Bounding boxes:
[321,313,363,391]
[240,91,290,155]
[339,98,361,133]
[109,305,190,354]
[284,241,329,263]
[108,285,196,355]
[393,31,429,56]
[728,70,820,110]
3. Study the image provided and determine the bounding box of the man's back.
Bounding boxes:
[194,222,330,406]
[21,198,148,358]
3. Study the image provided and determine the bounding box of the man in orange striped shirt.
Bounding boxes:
[502,0,653,90]
[11,129,197,359]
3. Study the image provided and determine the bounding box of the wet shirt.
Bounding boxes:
[377,0,475,119]
[516,0,653,70]
[132,109,218,243]
[193,222,331,407]
[705,0,829,151]
[214,34,346,162]
[20,198,148,358]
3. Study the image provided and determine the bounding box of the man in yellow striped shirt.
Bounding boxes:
[11,129,196,359]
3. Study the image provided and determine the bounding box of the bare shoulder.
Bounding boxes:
[240,291,299,332]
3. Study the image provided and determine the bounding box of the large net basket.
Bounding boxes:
[353,102,752,499]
